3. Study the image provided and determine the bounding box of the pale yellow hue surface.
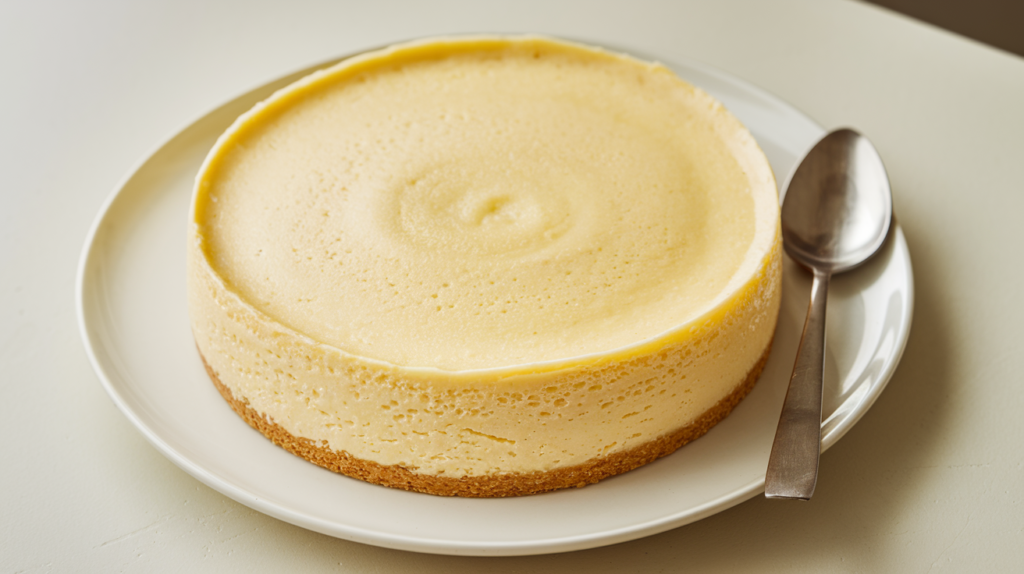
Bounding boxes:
[195,36,775,370]
[187,36,781,477]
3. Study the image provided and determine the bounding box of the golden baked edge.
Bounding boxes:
[199,341,772,498]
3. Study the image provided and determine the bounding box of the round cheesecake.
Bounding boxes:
[187,36,782,497]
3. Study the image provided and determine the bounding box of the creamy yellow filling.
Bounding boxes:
[187,36,780,478]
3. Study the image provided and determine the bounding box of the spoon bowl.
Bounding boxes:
[781,129,892,272]
[765,128,892,500]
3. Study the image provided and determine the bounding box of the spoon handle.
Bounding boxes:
[765,266,830,500]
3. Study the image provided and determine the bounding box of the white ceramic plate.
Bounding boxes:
[77,45,913,556]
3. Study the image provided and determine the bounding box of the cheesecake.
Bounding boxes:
[187,36,782,496]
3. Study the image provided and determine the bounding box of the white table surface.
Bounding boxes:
[3,0,1023,571]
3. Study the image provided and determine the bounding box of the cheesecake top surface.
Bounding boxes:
[192,36,778,371]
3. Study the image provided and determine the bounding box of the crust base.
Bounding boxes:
[201,342,771,497]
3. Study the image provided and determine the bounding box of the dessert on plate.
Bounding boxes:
[186,35,781,497]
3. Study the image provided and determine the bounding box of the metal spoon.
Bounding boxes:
[764,128,892,500]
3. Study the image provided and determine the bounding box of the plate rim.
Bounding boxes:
[76,40,914,556]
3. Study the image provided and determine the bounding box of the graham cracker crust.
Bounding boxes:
[200,342,771,497]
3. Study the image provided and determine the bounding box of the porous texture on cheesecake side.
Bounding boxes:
[201,342,771,497]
